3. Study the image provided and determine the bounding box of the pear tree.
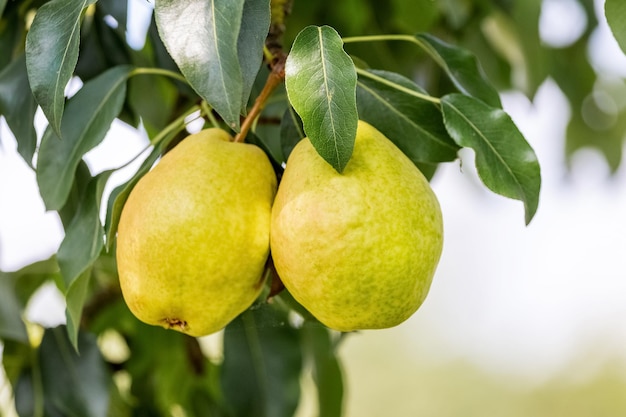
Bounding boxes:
[1,0,626,416]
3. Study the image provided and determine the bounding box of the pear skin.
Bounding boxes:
[271,121,443,331]
[117,128,277,336]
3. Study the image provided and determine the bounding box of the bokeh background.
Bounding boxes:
[2,0,626,415]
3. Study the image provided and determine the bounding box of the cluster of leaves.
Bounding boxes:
[1,0,622,415]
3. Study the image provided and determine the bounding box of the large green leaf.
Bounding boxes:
[606,0,626,56]
[285,25,358,173]
[415,33,502,108]
[25,0,97,135]
[441,94,541,224]
[155,0,245,130]
[222,305,302,417]
[302,322,344,417]
[0,55,37,167]
[36,65,131,210]
[238,0,271,112]
[356,69,459,163]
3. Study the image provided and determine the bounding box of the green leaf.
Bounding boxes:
[9,257,60,306]
[285,25,358,173]
[65,269,92,351]
[441,94,541,224]
[0,275,28,343]
[38,326,110,417]
[606,0,626,56]
[36,65,131,210]
[0,0,6,16]
[57,170,112,349]
[25,0,97,135]
[356,69,459,163]
[155,0,245,130]
[222,305,302,417]
[0,54,38,167]
[238,0,271,112]
[302,322,344,417]
[58,171,111,289]
[415,33,502,108]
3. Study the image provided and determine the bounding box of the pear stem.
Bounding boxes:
[233,54,287,143]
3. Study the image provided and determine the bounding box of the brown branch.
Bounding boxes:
[233,54,286,143]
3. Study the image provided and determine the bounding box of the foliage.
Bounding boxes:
[0,0,623,415]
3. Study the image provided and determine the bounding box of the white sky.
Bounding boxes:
[0,0,625,388]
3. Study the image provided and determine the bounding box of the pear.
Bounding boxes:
[116,128,277,337]
[271,121,443,331]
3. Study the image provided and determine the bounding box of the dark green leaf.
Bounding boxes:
[0,11,24,72]
[0,55,38,167]
[415,33,502,108]
[606,0,626,56]
[0,275,28,342]
[25,0,97,135]
[58,161,93,230]
[58,171,111,289]
[302,322,344,417]
[36,65,131,210]
[155,0,245,130]
[58,170,112,349]
[222,305,302,417]
[38,326,110,417]
[0,0,6,17]
[238,0,271,112]
[356,69,459,163]
[65,270,92,351]
[280,106,305,161]
[127,74,178,137]
[441,94,541,224]
[285,25,358,172]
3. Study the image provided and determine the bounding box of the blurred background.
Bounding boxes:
[2,0,626,415]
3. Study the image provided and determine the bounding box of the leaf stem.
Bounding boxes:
[201,101,220,128]
[342,34,416,44]
[234,54,287,143]
[129,67,189,84]
[355,68,440,104]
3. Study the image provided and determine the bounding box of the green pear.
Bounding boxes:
[116,128,277,337]
[270,121,443,331]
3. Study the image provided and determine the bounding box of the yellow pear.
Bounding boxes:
[271,121,443,331]
[116,128,277,337]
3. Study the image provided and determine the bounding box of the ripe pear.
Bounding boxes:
[116,128,277,337]
[271,121,443,331]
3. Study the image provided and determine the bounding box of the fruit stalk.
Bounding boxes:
[234,54,287,143]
